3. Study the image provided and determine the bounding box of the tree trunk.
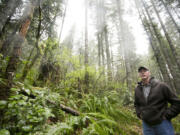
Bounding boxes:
[101,0,112,81]
[96,0,101,68]
[170,5,180,20]
[58,0,68,43]
[96,0,106,78]
[150,0,180,70]
[141,0,180,93]
[84,0,89,93]
[97,33,101,67]
[104,26,112,81]
[116,0,132,91]
[21,3,42,81]
[0,22,21,57]
[36,42,49,83]
[136,1,176,91]
[0,0,22,33]
[0,15,11,40]
[160,0,180,34]
[5,1,35,88]
[110,47,114,79]
[101,32,105,75]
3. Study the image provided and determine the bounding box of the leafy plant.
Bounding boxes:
[0,85,55,134]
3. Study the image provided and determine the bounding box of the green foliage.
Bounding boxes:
[0,100,7,109]
[0,54,142,135]
[0,72,142,135]
[34,86,141,135]
[40,116,86,135]
[172,116,180,133]
[0,54,9,75]
[0,129,10,135]
[40,64,140,134]
[0,85,56,134]
[58,66,108,95]
[77,92,140,135]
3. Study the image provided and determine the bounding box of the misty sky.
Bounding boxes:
[56,0,149,55]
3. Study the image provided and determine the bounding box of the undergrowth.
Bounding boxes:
[0,68,179,135]
[0,79,142,135]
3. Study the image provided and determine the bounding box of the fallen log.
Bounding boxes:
[19,89,80,116]
[47,100,80,116]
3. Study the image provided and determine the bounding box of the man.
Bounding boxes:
[134,66,180,135]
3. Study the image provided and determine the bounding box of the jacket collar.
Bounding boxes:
[137,77,158,88]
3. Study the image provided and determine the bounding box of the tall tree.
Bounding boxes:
[116,0,133,91]
[150,0,180,70]
[101,0,112,81]
[21,1,42,81]
[104,25,112,81]
[0,0,23,56]
[21,0,62,81]
[96,0,105,74]
[5,0,37,83]
[96,0,102,68]
[0,0,37,100]
[84,0,89,93]
[141,0,180,93]
[159,0,180,34]
[58,0,68,43]
[0,0,22,34]
[135,0,176,91]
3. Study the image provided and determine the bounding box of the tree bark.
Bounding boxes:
[159,0,180,34]
[101,0,112,81]
[84,0,89,93]
[0,0,22,33]
[21,3,42,81]
[97,33,101,67]
[96,0,101,68]
[47,100,80,116]
[0,15,11,40]
[0,22,21,57]
[150,0,180,70]
[170,5,180,20]
[101,32,105,75]
[141,0,180,93]
[104,26,112,81]
[116,0,132,91]
[6,6,35,70]
[4,1,36,91]
[135,1,176,91]
[58,0,68,43]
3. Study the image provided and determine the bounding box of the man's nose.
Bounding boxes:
[141,72,145,74]
[141,72,146,75]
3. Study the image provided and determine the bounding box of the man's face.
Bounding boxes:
[138,69,150,81]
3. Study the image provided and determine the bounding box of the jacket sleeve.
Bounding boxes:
[162,83,180,120]
[134,90,141,119]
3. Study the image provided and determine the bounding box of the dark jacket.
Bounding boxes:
[134,77,180,125]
